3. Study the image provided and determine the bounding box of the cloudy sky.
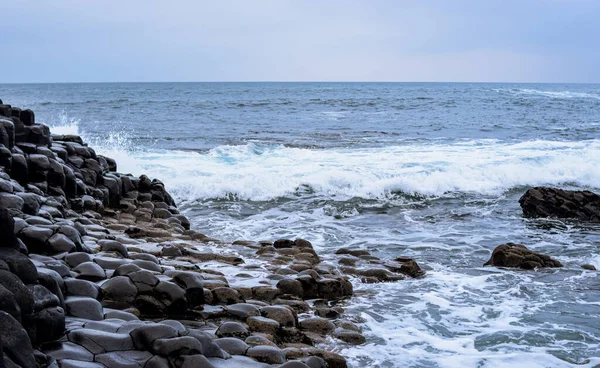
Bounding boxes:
[1,0,599,83]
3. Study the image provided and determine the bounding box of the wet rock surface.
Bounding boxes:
[1,101,423,367]
[519,187,600,222]
[484,243,563,269]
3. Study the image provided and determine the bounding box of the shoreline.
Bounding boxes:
[0,100,423,367]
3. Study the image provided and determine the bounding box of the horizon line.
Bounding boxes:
[2,80,600,85]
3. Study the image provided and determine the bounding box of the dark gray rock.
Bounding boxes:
[215,321,250,339]
[33,306,65,344]
[298,317,335,334]
[130,324,178,350]
[127,270,159,293]
[0,247,38,283]
[94,350,152,368]
[260,305,296,327]
[47,233,76,253]
[279,362,311,368]
[98,239,128,258]
[20,109,35,126]
[154,281,187,315]
[0,207,19,249]
[10,153,28,185]
[520,187,600,222]
[213,337,249,355]
[178,354,214,368]
[0,311,36,368]
[151,336,202,356]
[225,303,260,320]
[64,296,103,320]
[73,261,106,281]
[113,263,142,276]
[29,284,59,312]
[16,192,40,215]
[36,267,66,303]
[187,330,230,359]
[54,360,105,368]
[101,276,138,304]
[104,309,139,321]
[65,278,101,299]
[68,328,134,354]
[144,355,170,368]
[212,287,244,305]
[131,259,162,272]
[43,341,94,362]
[65,252,92,267]
[0,269,34,316]
[18,225,53,254]
[160,319,186,335]
[0,193,24,211]
[247,316,280,334]
[0,284,21,321]
[245,345,286,364]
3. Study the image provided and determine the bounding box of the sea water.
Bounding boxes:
[2,82,600,367]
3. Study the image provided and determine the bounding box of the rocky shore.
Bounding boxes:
[1,99,598,368]
[0,101,427,368]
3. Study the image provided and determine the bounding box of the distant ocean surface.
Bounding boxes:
[2,82,600,367]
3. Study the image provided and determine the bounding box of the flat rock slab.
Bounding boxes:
[68,328,134,354]
[45,341,94,362]
[95,350,153,368]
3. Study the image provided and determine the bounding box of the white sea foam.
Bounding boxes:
[95,139,600,202]
[45,114,600,368]
[46,115,600,202]
[498,88,600,100]
[341,267,600,368]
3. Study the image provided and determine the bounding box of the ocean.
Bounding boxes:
[2,82,600,367]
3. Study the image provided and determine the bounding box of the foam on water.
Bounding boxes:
[47,114,600,203]
[497,88,600,100]
[341,266,600,368]
[42,104,600,368]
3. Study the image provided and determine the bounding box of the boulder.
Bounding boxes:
[215,321,250,339]
[64,296,104,320]
[101,276,138,304]
[0,311,36,368]
[245,345,286,364]
[0,247,38,283]
[130,324,178,350]
[484,243,563,269]
[519,187,600,222]
[0,207,19,249]
[33,306,65,344]
[151,336,202,356]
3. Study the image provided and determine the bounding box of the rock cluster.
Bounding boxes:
[0,101,427,367]
[519,187,600,222]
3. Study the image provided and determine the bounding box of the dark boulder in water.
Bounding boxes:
[484,243,562,269]
[519,187,600,222]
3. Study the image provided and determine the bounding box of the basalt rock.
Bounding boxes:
[484,243,563,270]
[0,101,372,366]
[519,187,600,222]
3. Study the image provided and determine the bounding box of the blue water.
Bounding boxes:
[2,82,600,367]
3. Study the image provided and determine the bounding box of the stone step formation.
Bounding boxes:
[0,100,428,368]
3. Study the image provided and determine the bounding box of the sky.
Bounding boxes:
[1,0,599,83]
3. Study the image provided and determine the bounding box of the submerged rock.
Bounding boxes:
[484,243,562,269]
[519,187,600,222]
